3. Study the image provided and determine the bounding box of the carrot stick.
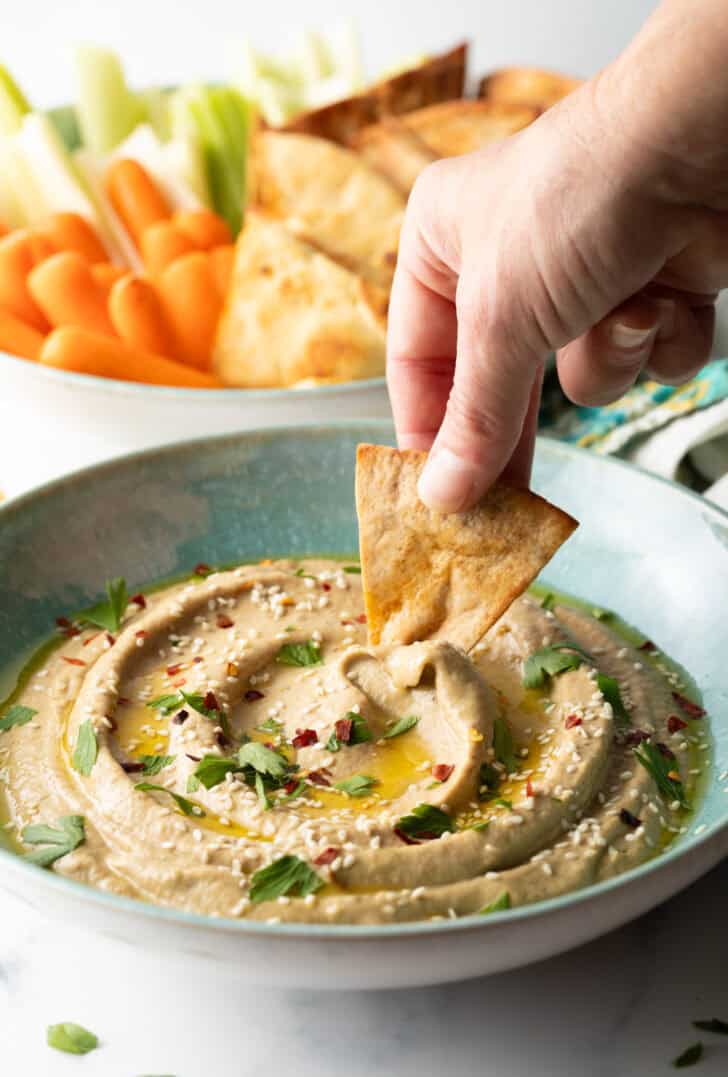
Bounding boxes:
[0,307,44,360]
[105,158,171,246]
[39,212,108,263]
[109,273,177,357]
[157,252,222,370]
[0,230,53,331]
[139,220,197,275]
[173,209,232,250]
[40,326,223,388]
[209,244,235,295]
[91,262,127,295]
[28,251,116,336]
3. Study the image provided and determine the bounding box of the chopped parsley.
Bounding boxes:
[0,704,37,732]
[193,742,293,808]
[47,1021,98,1055]
[237,741,289,780]
[134,782,205,817]
[592,607,613,621]
[480,891,511,914]
[395,803,454,840]
[257,716,283,736]
[493,717,517,773]
[334,774,378,797]
[523,643,589,689]
[249,855,324,903]
[478,761,501,800]
[275,641,322,667]
[78,577,128,632]
[343,565,361,574]
[383,714,419,739]
[493,797,513,810]
[193,755,240,789]
[325,712,372,751]
[147,690,229,735]
[541,593,556,611]
[22,815,85,868]
[72,720,97,776]
[634,741,690,809]
[673,1043,703,1068]
[139,754,175,777]
[596,672,631,728]
[693,1019,728,1035]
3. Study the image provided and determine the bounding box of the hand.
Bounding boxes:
[387,0,728,511]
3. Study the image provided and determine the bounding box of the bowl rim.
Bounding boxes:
[1,420,726,939]
[1,348,387,400]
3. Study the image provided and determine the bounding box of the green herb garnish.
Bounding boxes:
[470,820,490,831]
[693,1019,728,1035]
[325,712,372,751]
[72,720,98,776]
[78,577,128,632]
[523,643,589,689]
[22,815,85,868]
[47,1021,98,1055]
[147,690,228,733]
[249,854,324,903]
[541,593,556,611]
[480,891,511,914]
[135,782,205,817]
[478,761,501,800]
[278,779,306,802]
[275,641,322,667]
[237,741,289,779]
[395,803,454,840]
[592,607,613,621]
[294,568,316,579]
[596,672,631,728]
[494,797,513,810]
[186,774,200,793]
[343,565,361,574]
[0,704,37,732]
[383,714,419,739]
[139,754,175,777]
[673,1043,703,1068]
[493,717,517,773]
[147,694,184,716]
[257,717,283,736]
[634,741,690,809]
[192,755,240,789]
[334,774,378,797]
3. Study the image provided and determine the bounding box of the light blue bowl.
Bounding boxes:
[0,423,725,989]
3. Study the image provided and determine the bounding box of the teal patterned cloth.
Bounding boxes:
[541,358,728,455]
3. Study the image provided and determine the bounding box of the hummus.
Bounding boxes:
[0,560,705,924]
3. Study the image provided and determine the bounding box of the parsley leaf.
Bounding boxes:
[22,814,85,868]
[383,714,419,739]
[139,754,175,777]
[592,607,613,621]
[481,891,511,914]
[693,1019,728,1035]
[343,565,361,574]
[147,693,184,715]
[326,712,372,751]
[47,1022,98,1055]
[186,774,200,793]
[395,803,454,840]
[78,577,128,632]
[193,754,240,789]
[334,774,378,797]
[249,855,324,903]
[0,704,37,732]
[541,593,556,611]
[255,771,270,810]
[478,761,501,800]
[72,720,97,776]
[275,641,322,667]
[493,717,517,773]
[596,672,631,728]
[523,643,589,689]
[147,690,228,733]
[135,782,205,817]
[294,568,316,579]
[634,741,690,810]
[673,1043,703,1068]
[257,717,283,736]
[278,779,306,802]
[494,797,513,810]
[237,742,289,779]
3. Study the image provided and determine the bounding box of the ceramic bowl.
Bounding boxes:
[0,423,726,990]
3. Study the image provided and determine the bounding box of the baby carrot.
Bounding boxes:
[157,252,222,370]
[139,220,197,275]
[209,244,235,295]
[0,307,44,360]
[105,158,171,246]
[0,230,54,331]
[109,273,177,357]
[91,262,127,295]
[39,212,108,263]
[40,326,223,388]
[28,251,116,336]
[173,209,232,250]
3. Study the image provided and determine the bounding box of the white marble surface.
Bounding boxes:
[0,862,725,1076]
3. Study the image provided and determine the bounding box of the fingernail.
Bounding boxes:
[418,448,477,512]
[655,298,676,340]
[609,322,655,350]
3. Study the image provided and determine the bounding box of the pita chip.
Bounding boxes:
[356,444,577,651]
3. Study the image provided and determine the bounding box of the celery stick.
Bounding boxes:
[294,30,335,84]
[0,64,30,135]
[330,21,365,91]
[138,88,171,142]
[75,46,142,153]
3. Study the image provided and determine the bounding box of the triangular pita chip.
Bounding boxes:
[356,444,578,651]
[212,213,385,387]
[478,67,581,111]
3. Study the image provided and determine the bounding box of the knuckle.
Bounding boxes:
[444,381,512,448]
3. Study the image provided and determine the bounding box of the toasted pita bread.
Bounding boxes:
[356,444,577,651]
[284,42,467,144]
[353,119,437,194]
[479,67,582,110]
[212,213,386,388]
[250,131,404,292]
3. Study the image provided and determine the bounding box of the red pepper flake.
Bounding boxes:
[82,633,100,647]
[656,741,676,760]
[117,697,131,706]
[322,582,331,592]
[203,691,220,712]
[244,690,264,702]
[130,593,147,609]
[173,709,189,724]
[394,827,419,846]
[639,639,657,652]
[62,657,86,667]
[620,808,641,828]
[193,562,211,577]
[667,769,682,782]
[166,663,183,676]
[565,714,582,729]
[341,620,353,626]
[623,728,650,747]
[314,847,339,866]
[671,691,706,719]
[55,616,72,629]
[171,678,187,688]
[334,717,353,743]
[356,614,367,624]
[121,760,145,773]
[667,715,688,734]
[292,728,318,748]
[283,779,299,795]
[526,778,535,797]
[135,629,148,640]
[104,633,115,647]
[432,763,454,782]
[216,613,234,629]
[193,656,203,664]
[307,768,331,787]
[215,729,229,748]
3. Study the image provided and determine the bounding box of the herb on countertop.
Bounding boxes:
[693,1019,728,1035]
[47,1021,98,1055]
[673,1043,703,1068]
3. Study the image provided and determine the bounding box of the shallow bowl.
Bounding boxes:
[0,422,726,989]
